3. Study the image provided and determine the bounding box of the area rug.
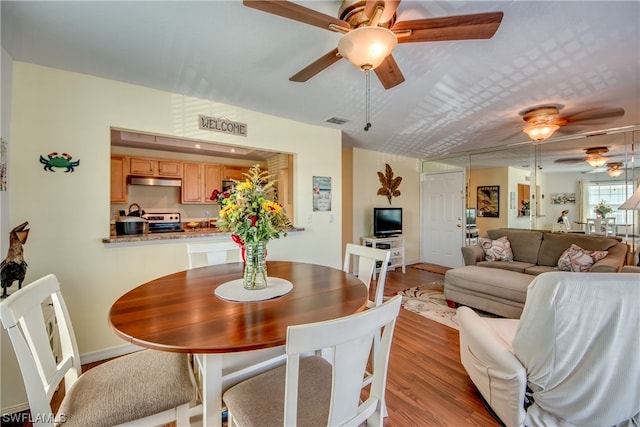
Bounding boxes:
[410,263,451,275]
[397,281,459,330]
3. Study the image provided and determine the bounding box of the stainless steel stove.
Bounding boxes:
[143,212,184,233]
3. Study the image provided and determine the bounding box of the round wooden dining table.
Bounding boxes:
[109,261,368,427]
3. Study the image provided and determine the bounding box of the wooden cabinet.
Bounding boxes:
[203,164,222,203]
[222,165,250,181]
[182,162,203,204]
[130,157,182,177]
[182,163,221,204]
[110,155,128,203]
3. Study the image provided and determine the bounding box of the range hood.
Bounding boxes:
[128,176,182,187]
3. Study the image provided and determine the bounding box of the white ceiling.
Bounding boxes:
[2,1,639,167]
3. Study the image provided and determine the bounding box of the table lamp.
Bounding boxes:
[618,185,640,265]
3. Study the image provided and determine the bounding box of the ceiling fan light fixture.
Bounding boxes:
[523,124,560,141]
[607,168,624,177]
[586,155,608,168]
[338,26,397,71]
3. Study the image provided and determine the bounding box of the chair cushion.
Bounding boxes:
[556,244,608,272]
[476,260,534,273]
[479,236,514,261]
[57,350,193,427]
[223,356,331,427]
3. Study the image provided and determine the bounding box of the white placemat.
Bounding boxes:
[214,277,293,302]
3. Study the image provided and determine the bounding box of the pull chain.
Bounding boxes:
[364,68,371,131]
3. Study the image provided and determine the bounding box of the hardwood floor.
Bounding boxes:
[380,266,499,427]
[8,265,498,427]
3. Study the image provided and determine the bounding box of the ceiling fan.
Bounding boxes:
[243,0,504,89]
[520,104,625,142]
[554,146,623,168]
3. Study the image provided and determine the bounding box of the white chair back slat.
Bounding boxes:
[343,243,391,307]
[187,241,241,269]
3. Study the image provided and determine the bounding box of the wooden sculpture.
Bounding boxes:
[377,164,402,205]
[1,221,29,298]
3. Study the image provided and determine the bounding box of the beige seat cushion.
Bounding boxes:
[477,260,535,273]
[57,350,194,427]
[223,356,331,427]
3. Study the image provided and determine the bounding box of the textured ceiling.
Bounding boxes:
[2,1,639,166]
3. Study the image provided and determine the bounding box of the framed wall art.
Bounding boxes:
[313,176,332,211]
[551,193,576,205]
[477,185,500,217]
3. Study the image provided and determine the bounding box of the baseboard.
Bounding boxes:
[1,402,30,418]
[80,342,144,364]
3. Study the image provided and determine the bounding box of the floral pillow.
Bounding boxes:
[556,244,608,272]
[479,236,514,262]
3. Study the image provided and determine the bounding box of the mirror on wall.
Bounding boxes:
[421,127,640,260]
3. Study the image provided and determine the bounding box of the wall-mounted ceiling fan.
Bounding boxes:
[520,104,625,142]
[243,0,504,89]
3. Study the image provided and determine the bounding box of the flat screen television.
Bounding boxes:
[466,208,477,228]
[373,207,402,237]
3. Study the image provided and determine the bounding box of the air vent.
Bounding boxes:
[326,117,350,125]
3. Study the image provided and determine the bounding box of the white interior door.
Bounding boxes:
[421,170,466,268]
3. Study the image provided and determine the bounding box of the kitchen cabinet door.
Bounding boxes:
[110,155,128,203]
[203,164,222,204]
[130,157,157,176]
[158,160,182,177]
[222,165,250,181]
[182,162,203,204]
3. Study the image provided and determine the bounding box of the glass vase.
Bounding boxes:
[243,240,268,290]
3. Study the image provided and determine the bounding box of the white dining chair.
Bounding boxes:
[343,243,392,307]
[222,295,402,427]
[585,217,616,236]
[186,240,287,418]
[187,241,242,268]
[0,274,195,427]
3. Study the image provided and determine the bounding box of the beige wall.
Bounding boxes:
[351,148,421,264]
[3,61,344,411]
[342,147,354,262]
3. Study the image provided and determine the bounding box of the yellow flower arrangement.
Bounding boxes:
[212,165,292,244]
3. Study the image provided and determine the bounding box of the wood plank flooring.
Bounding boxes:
[380,266,499,426]
[8,265,498,427]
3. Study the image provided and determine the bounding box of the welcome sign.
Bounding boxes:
[198,115,247,137]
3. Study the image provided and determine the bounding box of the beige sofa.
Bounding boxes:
[444,228,628,318]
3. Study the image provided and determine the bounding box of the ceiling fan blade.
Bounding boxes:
[364,0,400,24]
[554,157,588,164]
[289,48,342,82]
[556,107,625,125]
[374,54,405,89]
[243,0,350,32]
[393,11,504,43]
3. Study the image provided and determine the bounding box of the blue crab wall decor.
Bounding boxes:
[39,152,80,172]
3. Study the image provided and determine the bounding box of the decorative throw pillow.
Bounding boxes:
[556,244,608,272]
[479,236,514,262]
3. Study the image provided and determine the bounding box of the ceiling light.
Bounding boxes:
[522,124,560,142]
[606,162,624,177]
[586,155,608,168]
[337,26,397,71]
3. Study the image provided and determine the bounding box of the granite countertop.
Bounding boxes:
[103,227,304,246]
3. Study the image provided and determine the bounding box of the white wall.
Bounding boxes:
[7,62,343,380]
[351,148,420,264]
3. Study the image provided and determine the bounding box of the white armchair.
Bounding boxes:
[458,271,640,427]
